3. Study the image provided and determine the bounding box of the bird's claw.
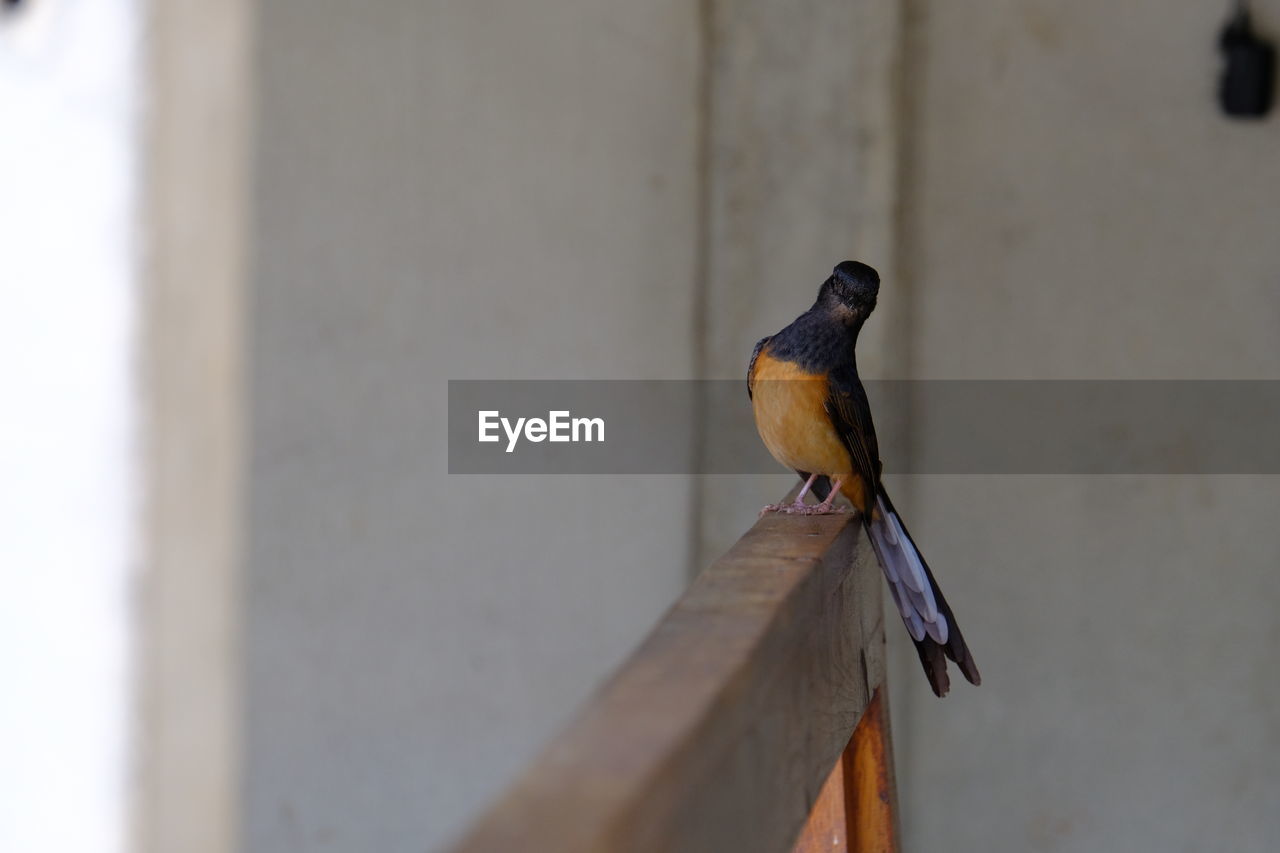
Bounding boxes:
[759,501,848,517]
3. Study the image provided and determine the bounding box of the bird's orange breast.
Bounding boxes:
[750,350,853,481]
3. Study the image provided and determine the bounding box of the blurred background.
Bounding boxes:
[5,1,1279,851]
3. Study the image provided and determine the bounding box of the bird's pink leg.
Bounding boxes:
[808,477,849,515]
[760,473,822,517]
[794,473,818,503]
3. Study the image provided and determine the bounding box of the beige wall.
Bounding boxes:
[893,2,1280,850]
[225,2,1280,851]
[244,2,700,851]
[242,1,903,847]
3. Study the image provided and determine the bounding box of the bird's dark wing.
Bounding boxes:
[822,364,882,505]
[746,336,771,400]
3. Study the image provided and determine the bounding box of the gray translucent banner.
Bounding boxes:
[448,380,1280,474]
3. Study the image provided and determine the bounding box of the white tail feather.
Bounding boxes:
[882,513,899,545]
[929,612,949,644]
[905,584,939,624]
[870,493,949,645]
[887,511,927,593]
[877,528,901,584]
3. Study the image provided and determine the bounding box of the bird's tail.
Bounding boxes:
[866,487,981,697]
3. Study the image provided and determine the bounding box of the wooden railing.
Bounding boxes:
[448,490,899,853]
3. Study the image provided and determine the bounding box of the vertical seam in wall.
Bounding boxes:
[235,1,267,846]
[891,0,921,386]
[887,0,921,805]
[686,0,715,582]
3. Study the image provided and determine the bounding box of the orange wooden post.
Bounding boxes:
[788,743,850,852]
[848,689,899,853]
[790,689,899,853]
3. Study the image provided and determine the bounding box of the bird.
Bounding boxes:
[747,260,980,697]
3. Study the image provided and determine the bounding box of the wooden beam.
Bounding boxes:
[449,500,887,853]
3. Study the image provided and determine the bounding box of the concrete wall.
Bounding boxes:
[243,2,906,847]
[232,2,1280,851]
[244,2,700,850]
[893,2,1280,850]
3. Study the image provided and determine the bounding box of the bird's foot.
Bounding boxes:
[759,500,848,517]
[759,500,804,517]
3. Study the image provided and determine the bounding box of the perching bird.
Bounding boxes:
[747,261,980,697]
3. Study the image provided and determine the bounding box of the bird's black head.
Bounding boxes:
[817,260,880,326]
